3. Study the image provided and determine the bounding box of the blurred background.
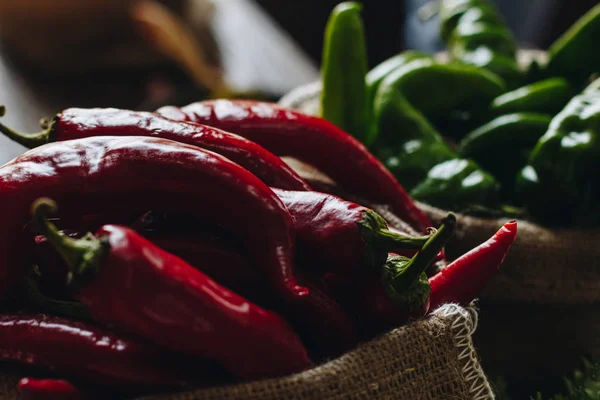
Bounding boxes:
[0,0,597,162]
[0,1,598,397]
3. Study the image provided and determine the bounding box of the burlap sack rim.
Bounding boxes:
[141,304,493,400]
[278,61,600,305]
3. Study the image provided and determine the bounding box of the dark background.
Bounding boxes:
[258,0,600,66]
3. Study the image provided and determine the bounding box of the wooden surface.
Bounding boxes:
[0,0,319,165]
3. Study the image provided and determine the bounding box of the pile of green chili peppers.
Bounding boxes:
[318,0,600,226]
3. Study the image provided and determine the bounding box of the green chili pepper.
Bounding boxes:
[373,57,505,140]
[365,51,432,107]
[377,58,505,128]
[439,0,522,88]
[458,113,552,199]
[320,2,370,144]
[410,158,500,211]
[547,3,600,87]
[372,59,501,208]
[373,82,456,190]
[490,78,572,115]
[516,77,600,225]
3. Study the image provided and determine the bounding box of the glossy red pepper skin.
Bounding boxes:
[0,108,310,191]
[144,232,268,304]
[32,225,357,358]
[0,136,306,303]
[274,189,374,272]
[0,314,205,392]
[156,100,431,232]
[145,190,431,274]
[18,378,86,400]
[429,220,518,310]
[134,213,358,356]
[67,224,312,380]
[272,189,430,272]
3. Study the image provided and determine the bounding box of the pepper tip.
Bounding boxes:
[504,220,518,233]
[0,105,5,117]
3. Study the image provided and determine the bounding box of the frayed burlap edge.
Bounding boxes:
[141,304,493,400]
[279,63,600,305]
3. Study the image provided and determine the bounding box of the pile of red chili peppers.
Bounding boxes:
[0,100,517,399]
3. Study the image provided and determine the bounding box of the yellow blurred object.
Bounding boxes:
[132,0,231,97]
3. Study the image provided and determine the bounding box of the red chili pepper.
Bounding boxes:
[19,378,86,400]
[134,212,359,356]
[272,189,433,272]
[0,136,307,306]
[149,233,263,296]
[0,314,211,392]
[155,100,431,232]
[323,215,455,336]
[32,224,357,359]
[0,106,310,191]
[428,220,518,310]
[33,199,313,380]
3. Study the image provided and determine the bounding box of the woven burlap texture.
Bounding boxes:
[141,304,491,400]
[279,72,600,305]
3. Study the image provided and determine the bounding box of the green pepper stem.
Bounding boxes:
[359,209,435,270]
[373,227,434,251]
[386,213,456,292]
[0,106,52,148]
[31,198,107,285]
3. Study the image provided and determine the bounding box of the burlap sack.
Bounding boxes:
[278,51,600,380]
[141,304,491,400]
[0,305,491,400]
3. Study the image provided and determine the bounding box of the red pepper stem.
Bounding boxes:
[0,106,52,148]
[31,198,108,285]
[387,213,456,292]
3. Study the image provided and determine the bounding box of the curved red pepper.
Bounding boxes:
[134,214,358,355]
[0,107,310,191]
[272,189,432,272]
[0,314,208,392]
[34,201,313,381]
[429,220,518,310]
[33,226,358,358]
[0,136,306,304]
[155,100,431,232]
[19,378,86,400]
